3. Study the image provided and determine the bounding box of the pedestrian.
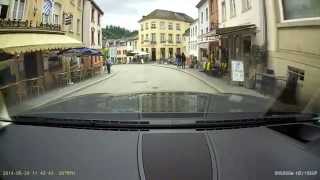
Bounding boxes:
[176,53,181,68]
[106,58,112,74]
[181,53,186,69]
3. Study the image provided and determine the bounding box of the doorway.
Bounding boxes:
[160,48,165,59]
[169,48,173,58]
[24,53,39,78]
[152,48,156,61]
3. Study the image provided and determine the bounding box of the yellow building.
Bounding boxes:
[23,0,83,41]
[138,9,193,62]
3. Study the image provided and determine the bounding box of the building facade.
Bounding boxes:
[217,0,266,87]
[138,9,193,62]
[0,0,83,104]
[83,0,104,49]
[188,19,199,59]
[265,0,320,111]
[196,0,210,63]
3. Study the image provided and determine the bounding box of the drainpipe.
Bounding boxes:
[262,0,268,72]
[81,0,85,44]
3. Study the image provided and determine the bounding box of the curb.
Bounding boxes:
[150,64,224,93]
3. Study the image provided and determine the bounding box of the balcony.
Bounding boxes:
[160,40,166,44]
[176,40,182,44]
[0,19,63,34]
[168,40,173,44]
[150,40,157,44]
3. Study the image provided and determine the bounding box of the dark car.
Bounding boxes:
[0,92,320,180]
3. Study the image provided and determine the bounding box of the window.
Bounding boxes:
[242,0,251,12]
[160,33,166,43]
[145,23,149,30]
[0,4,9,19]
[206,8,208,21]
[151,22,156,29]
[77,0,81,9]
[12,0,26,20]
[201,12,204,24]
[195,26,197,36]
[91,8,95,22]
[91,28,95,45]
[230,0,236,17]
[206,27,208,33]
[176,34,181,43]
[69,15,74,32]
[160,22,165,30]
[77,19,80,33]
[151,33,156,43]
[168,34,173,42]
[141,35,144,43]
[141,24,144,31]
[98,14,101,25]
[176,23,181,30]
[222,1,226,21]
[145,34,149,41]
[53,3,61,25]
[168,22,173,30]
[281,0,320,21]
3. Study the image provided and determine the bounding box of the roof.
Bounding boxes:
[138,9,194,23]
[88,0,104,15]
[196,0,207,8]
[0,33,82,54]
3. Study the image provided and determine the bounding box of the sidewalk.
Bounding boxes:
[8,71,119,115]
[152,64,266,98]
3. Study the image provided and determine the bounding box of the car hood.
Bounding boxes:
[27,92,275,114]
[0,125,319,180]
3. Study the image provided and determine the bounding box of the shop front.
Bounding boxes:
[0,31,83,106]
[216,24,265,88]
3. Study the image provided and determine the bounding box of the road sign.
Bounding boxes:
[231,61,245,82]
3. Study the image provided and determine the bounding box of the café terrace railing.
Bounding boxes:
[0,19,63,33]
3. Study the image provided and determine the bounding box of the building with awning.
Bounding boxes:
[216,0,267,88]
[0,33,83,54]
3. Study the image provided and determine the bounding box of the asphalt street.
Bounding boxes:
[68,64,219,98]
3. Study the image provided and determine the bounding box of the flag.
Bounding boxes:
[43,0,54,16]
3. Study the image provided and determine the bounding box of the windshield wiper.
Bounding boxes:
[2,113,318,131]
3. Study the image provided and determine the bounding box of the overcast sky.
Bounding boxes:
[95,0,199,31]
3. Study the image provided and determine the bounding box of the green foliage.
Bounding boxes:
[101,48,109,61]
[102,25,138,39]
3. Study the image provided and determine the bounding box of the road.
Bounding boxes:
[68,64,219,98]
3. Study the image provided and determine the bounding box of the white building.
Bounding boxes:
[217,0,266,87]
[105,40,118,64]
[83,0,104,49]
[196,0,210,62]
[189,19,199,59]
[218,0,266,46]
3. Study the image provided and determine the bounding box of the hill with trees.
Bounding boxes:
[102,25,138,39]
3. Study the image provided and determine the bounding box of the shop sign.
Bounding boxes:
[231,60,244,82]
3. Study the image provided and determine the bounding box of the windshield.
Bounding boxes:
[0,0,320,120]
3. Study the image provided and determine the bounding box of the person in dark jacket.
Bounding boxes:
[181,53,186,69]
[106,58,112,74]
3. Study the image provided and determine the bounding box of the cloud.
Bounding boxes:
[95,0,199,30]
